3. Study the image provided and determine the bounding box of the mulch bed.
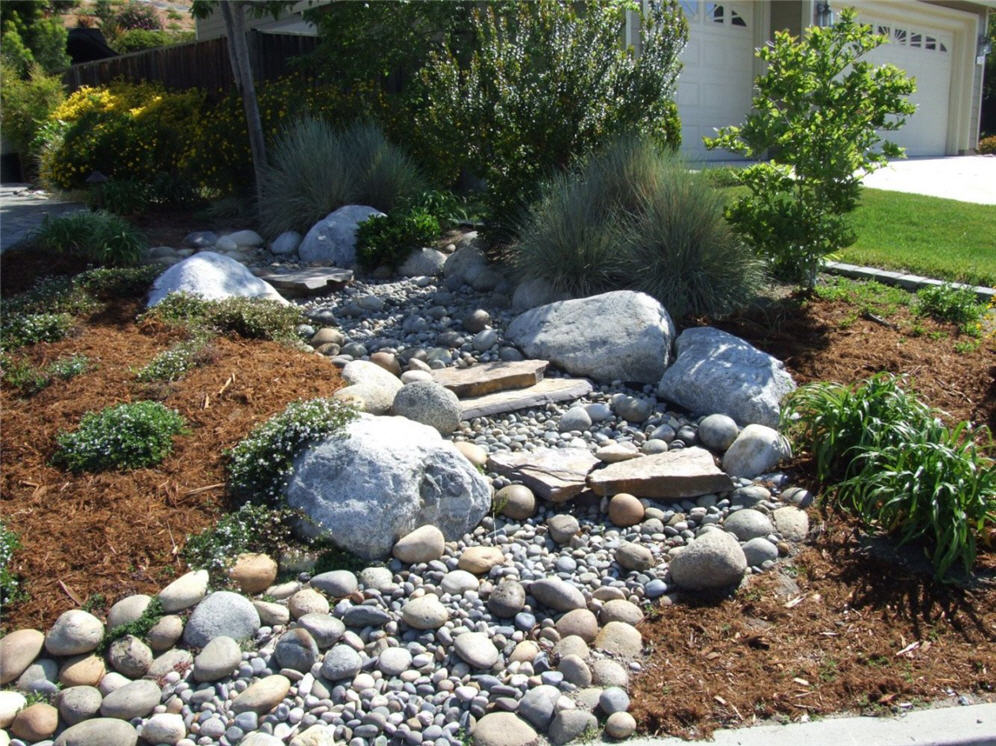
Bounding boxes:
[1,245,993,736]
[1,296,343,631]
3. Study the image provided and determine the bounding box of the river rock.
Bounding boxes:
[55,718,138,746]
[183,591,260,647]
[0,691,26,728]
[657,327,795,427]
[228,553,278,594]
[773,505,810,541]
[546,514,580,544]
[57,686,102,726]
[147,615,184,652]
[742,537,779,566]
[594,622,643,657]
[141,712,186,744]
[10,703,58,740]
[158,570,209,613]
[298,205,385,267]
[722,424,792,477]
[193,636,242,682]
[147,252,287,307]
[310,570,358,597]
[459,546,505,574]
[0,628,44,684]
[45,610,103,656]
[106,595,151,630]
[393,524,446,564]
[669,530,747,591]
[724,508,775,541]
[607,493,644,526]
[335,360,403,415]
[555,609,599,642]
[548,710,597,745]
[232,675,292,715]
[488,580,526,618]
[529,578,586,612]
[697,414,740,451]
[100,679,161,719]
[516,684,560,729]
[392,380,462,434]
[454,632,500,669]
[108,634,152,678]
[496,484,536,520]
[402,595,450,629]
[58,654,104,686]
[400,247,447,277]
[288,588,329,618]
[599,599,644,626]
[321,645,363,680]
[616,542,655,571]
[506,291,675,384]
[296,613,345,649]
[605,711,637,738]
[287,414,492,559]
[473,712,539,746]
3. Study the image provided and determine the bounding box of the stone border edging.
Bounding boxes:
[823,261,994,303]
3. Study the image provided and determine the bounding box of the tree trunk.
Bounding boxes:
[221,0,267,211]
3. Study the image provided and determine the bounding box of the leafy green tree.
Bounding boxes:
[705,8,915,287]
[412,0,686,242]
[1,1,75,76]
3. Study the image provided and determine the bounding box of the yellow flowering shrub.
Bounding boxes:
[39,81,203,193]
[184,73,395,195]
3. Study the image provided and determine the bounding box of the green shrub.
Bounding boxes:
[979,135,996,155]
[33,211,146,267]
[141,294,305,343]
[259,118,425,237]
[705,8,916,286]
[0,61,65,179]
[75,266,159,299]
[48,353,92,381]
[89,178,152,216]
[414,0,686,240]
[182,503,296,577]
[356,208,440,271]
[227,398,356,506]
[114,1,162,31]
[515,137,763,318]
[914,284,986,335]
[0,521,23,615]
[54,401,188,473]
[113,28,193,53]
[0,312,73,351]
[135,341,203,383]
[781,374,995,580]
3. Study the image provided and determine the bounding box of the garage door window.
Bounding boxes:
[877,25,948,53]
[678,2,748,29]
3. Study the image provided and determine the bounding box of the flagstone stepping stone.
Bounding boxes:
[458,378,594,419]
[488,447,600,502]
[431,360,548,397]
[254,268,353,297]
[588,447,733,499]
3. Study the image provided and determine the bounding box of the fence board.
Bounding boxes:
[62,33,317,95]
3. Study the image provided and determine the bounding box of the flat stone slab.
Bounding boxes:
[459,378,593,420]
[488,447,600,503]
[432,360,549,398]
[255,268,353,296]
[587,447,733,499]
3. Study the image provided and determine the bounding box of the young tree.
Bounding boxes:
[705,8,915,287]
[190,1,292,208]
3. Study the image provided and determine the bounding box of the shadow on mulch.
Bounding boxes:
[630,511,996,740]
[1,298,343,631]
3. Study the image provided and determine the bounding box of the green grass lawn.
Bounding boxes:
[716,184,996,287]
[841,189,996,287]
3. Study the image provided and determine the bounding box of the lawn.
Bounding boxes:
[713,184,996,287]
[841,189,996,287]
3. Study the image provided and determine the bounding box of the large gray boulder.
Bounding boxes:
[298,205,384,267]
[146,252,287,308]
[285,414,492,559]
[505,291,675,384]
[656,327,795,428]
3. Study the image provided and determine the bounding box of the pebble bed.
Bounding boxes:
[0,241,814,746]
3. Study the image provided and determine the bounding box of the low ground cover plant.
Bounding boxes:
[33,210,146,267]
[53,400,188,473]
[2,353,92,396]
[782,373,995,579]
[259,118,425,238]
[135,340,209,383]
[182,503,296,579]
[706,8,916,286]
[515,136,763,318]
[142,294,305,343]
[914,284,987,336]
[0,522,22,616]
[227,398,356,506]
[0,312,73,351]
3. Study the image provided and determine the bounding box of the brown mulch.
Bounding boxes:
[1,298,343,631]
[630,515,996,739]
[632,292,996,738]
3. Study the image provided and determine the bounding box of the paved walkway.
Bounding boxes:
[633,701,996,746]
[860,155,996,205]
[0,183,86,253]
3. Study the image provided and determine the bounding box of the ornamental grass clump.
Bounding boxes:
[782,373,995,580]
[54,401,187,473]
[227,398,356,506]
[259,118,425,237]
[515,136,763,318]
[32,210,146,267]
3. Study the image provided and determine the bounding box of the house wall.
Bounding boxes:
[195,1,331,41]
[770,0,804,36]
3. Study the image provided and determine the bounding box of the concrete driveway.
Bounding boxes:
[859,155,996,205]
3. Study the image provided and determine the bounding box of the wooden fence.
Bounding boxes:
[62,32,318,95]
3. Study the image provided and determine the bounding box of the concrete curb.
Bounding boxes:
[824,261,994,303]
[625,702,996,746]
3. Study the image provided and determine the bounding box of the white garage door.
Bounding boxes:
[675,1,756,161]
[859,17,953,156]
